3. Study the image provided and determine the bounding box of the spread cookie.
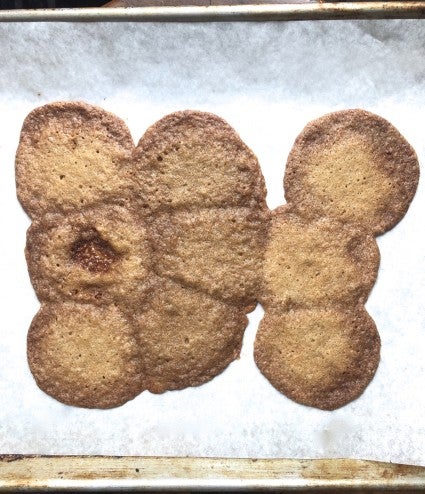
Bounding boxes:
[261,205,379,310]
[255,109,419,410]
[132,110,268,389]
[132,110,267,211]
[254,307,380,410]
[27,303,144,409]
[133,280,247,393]
[149,207,267,306]
[26,204,152,307]
[284,109,419,235]
[17,103,268,408]
[16,101,134,218]
[17,103,418,410]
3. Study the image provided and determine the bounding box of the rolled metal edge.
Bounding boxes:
[0,456,424,491]
[0,2,424,22]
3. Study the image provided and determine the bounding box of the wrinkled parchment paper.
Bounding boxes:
[0,19,424,465]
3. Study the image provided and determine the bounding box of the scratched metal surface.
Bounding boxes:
[0,2,424,21]
[0,456,425,491]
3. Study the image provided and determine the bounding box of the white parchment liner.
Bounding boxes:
[0,19,424,465]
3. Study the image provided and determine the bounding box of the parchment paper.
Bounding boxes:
[0,19,424,465]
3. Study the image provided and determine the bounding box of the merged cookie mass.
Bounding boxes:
[17,103,268,409]
[16,103,419,411]
[256,109,419,410]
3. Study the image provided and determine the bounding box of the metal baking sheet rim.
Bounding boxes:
[0,456,425,491]
[1,1,425,490]
[0,2,424,21]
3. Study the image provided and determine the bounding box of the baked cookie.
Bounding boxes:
[254,307,381,410]
[256,109,419,410]
[27,303,144,409]
[26,204,152,308]
[18,104,269,408]
[16,101,134,218]
[132,110,267,211]
[261,205,379,310]
[133,280,247,393]
[285,109,419,235]
[149,207,267,306]
[129,110,269,393]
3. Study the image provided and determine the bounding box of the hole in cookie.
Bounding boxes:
[59,175,65,180]
[157,156,163,162]
[70,231,119,273]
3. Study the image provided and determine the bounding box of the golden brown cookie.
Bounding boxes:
[132,110,267,212]
[256,109,419,409]
[284,109,419,235]
[16,101,134,218]
[26,204,152,308]
[27,303,144,409]
[261,205,379,310]
[254,307,381,410]
[18,105,271,408]
[149,207,268,306]
[133,280,247,394]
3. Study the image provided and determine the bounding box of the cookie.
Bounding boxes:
[255,109,419,410]
[254,307,381,410]
[133,280,247,393]
[132,110,267,212]
[128,110,269,394]
[26,204,152,307]
[16,101,134,218]
[149,207,267,306]
[18,104,269,408]
[27,303,144,409]
[284,109,419,235]
[261,205,379,310]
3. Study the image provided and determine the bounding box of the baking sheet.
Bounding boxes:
[0,19,424,466]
